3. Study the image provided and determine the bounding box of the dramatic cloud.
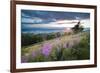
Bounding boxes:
[21,10,90,33]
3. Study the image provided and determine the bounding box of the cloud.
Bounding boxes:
[81,19,90,28]
[22,19,79,29]
[21,17,43,24]
[21,13,31,18]
[21,10,90,21]
[22,19,90,30]
[75,16,80,20]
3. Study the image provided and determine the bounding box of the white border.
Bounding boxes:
[16,5,95,69]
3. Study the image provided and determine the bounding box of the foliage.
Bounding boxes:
[73,33,90,59]
[21,33,58,46]
[72,24,84,33]
[21,32,90,63]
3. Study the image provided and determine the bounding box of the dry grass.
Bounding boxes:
[22,32,84,56]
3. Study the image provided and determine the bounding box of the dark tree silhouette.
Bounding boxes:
[72,21,83,33]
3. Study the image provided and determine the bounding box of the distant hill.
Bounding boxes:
[83,28,90,32]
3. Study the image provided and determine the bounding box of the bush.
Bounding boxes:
[21,33,60,47]
[72,33,90,60]
[62,48,77,60]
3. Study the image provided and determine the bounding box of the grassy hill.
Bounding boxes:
[21,32,90,63]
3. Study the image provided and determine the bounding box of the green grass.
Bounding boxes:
[21,32,90,62]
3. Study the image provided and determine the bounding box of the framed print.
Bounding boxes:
[10,0,97,72]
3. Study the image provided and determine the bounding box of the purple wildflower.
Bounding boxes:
[41,43,52,57]
[21,56,28,63]
[63,43,68,48]
[68,41,74,48]
[32,51,36,58]
[55,38,62,47]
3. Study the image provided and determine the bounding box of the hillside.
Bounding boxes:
[21,32,90,62]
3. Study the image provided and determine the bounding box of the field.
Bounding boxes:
[21,32,90,63]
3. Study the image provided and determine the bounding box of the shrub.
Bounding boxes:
[72,33,90,60]
[28,54,46,62]
[62,48,78,60]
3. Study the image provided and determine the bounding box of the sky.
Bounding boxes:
[21,9,90,33]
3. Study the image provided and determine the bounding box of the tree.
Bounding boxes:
[72,21,83,33]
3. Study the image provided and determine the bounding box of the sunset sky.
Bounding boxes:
[21,10,90,33]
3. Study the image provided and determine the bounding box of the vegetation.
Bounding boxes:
[21,31,90,63]
[21,33,60,46]
[21,22,90,63]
